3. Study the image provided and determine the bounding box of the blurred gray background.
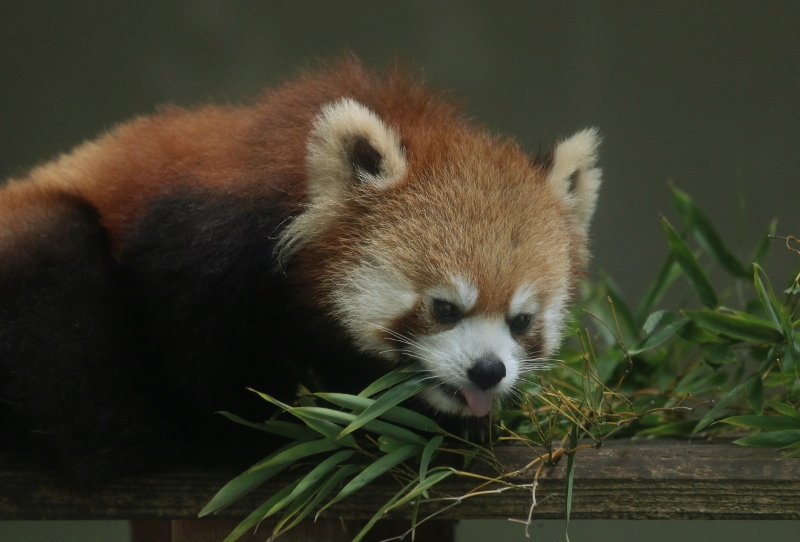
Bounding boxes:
[1,1,798,540]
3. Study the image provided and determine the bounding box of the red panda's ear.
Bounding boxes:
[546,128,602,233]
[277,100,407,266]
[306,98,407,204]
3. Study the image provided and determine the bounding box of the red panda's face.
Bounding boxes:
[280,99,601,419]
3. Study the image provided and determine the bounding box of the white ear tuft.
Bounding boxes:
[277,99,407,267]
[546,128,602,232]
[306,98,407,204]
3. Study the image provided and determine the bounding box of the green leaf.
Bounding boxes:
[352,469,454,542]
[387,469,454,511]
[662,217,718,308]
[749,219,778,266]
[358,366,416,398]
[635,420,698,437]
[683,309,784,344]
[267,452,356,537]
[294,406,427,445]
[317,443,421,516]
[720,415,800,431]
[628,317,689,355]
[316,392,440,433]
[263,404,357,446]
[286,450,355,501]
[338,378,430,439]
[636,255,682,321]
[272,464,362,537]
[670,185,750,278]
[199,441,300,517]
[221,480,301,542]
[746,376,764,414]
[249,438,342,472]
[419,435,444,484]
[216,412,313,441]
[753,263,798,363]
[766,401,800,420]
[350,479,418,542]
[642,310,678,334]
[693,381,747,434]
[700,343,737,368]
[734,429,800,449]
[753,264,788,334]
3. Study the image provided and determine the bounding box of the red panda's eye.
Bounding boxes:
[432,299,461,324]
[509,313,532,334]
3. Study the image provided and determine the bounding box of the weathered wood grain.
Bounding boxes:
[1,440,798,522]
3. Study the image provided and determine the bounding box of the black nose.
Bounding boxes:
[467,357,506,390]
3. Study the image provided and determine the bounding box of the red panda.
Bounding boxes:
[0,57,601,477]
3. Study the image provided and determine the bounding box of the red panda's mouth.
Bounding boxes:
[437,382,495,418]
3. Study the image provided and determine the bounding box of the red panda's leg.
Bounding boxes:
[0,193,182,479]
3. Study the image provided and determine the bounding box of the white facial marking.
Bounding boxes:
[331,257,418,357]
[509,283,538,317]
[541,290,568,355]
[426,275,478,313]
[412,316,522,417]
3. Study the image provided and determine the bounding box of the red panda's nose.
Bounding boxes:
[467,357,506,390]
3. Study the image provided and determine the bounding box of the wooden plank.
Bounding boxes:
[1,440,798,523]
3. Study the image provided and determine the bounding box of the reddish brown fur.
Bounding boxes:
[2,58,464,252]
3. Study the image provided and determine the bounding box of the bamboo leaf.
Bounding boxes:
[693,381,747,434]
[286,450,354,500]
[358,366,416,398]
[746,376,764,414]
[216,412,313,441]
[753,264,787,334]
[338,378,430,439]
[683,309,783,344]
[268,453,356,537]
[635,420,698,437]
[317,443,421,516]
[352,470,455,542]
[221,480,301,542]
[598,272,639,341]
[662,217,718,307]
[749,219,778,266]
[628,317,689,355]
[734,429,800,449]
[636,254,682,320]
[294,406,427,444]
[199,441,301,517]
[419,435,444,484]
[642,310,678,334]
[720,415,800,431]
[701,343,737,368]
[766,401,800,420]
[754,263,798,363]
[316,392,440,433]
[670,185,750,278]
[249,438,342,472]
[272,464,361,537]
[351,480,418,542]
[386,469,454,511]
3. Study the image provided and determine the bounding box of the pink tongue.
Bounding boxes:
[461,388,495,417]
